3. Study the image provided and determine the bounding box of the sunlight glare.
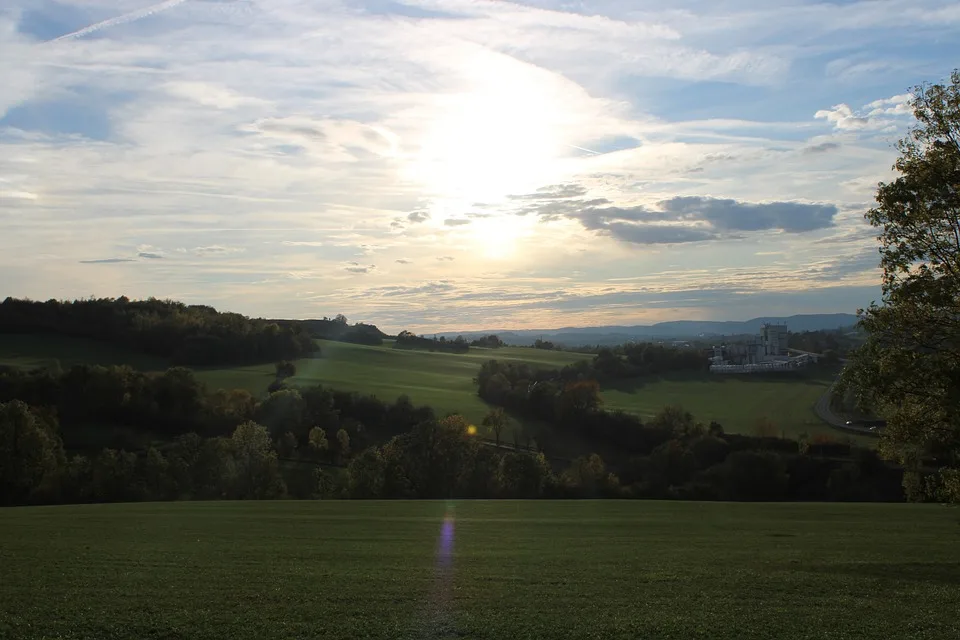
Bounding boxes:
[412,62,565,202]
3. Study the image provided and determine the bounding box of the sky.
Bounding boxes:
[0,1,957,332]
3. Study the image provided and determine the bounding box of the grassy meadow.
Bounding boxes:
[2,500,958,640]
[0,333,843,439]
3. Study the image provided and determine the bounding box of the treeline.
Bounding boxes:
[0,364,436,450]
[395,331,469,353]
[471,335,504,348]
[474,359,912,501]
[0,297,316,365]
[2,397,909,506]
[277,315,386,346]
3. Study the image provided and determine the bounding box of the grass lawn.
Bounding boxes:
[1,501,958,640]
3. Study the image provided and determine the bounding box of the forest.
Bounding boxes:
[0,297,316,365]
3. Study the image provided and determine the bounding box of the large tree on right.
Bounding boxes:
[841,70,960,502]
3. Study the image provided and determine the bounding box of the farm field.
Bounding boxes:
[2,501,958,640]
[0,333,846,439]
[604,371,838,440]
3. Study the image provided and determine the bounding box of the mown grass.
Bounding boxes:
[0,334,846,440]
[1,501,958,640]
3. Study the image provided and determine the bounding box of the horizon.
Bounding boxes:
[2,1,955,329]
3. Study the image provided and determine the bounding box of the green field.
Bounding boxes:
[1,501,957,639]
[193,339,588,426]
[604,372,838,440]
[0,334,843,440]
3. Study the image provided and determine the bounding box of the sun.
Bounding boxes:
[467,214,536,259]
[409,57,566,202]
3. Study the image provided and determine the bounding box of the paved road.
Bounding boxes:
[813,380,879,436]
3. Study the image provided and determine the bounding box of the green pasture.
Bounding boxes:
[603,371,840,440]
[2,501,957,640]
[0,334,847,440]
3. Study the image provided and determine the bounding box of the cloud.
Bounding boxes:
[49,0,189,42]
[591,222,718,245]
[444,218,471,227]
[79,258,135,264]
[815,93,914,131]
[517,193,839,244]
[437,256,455,262]
[657,197,837,233]
[374,281,457,297]
[801,142,840,154]
[866,94,913,116]
[138,252,164,259]
[508,184,588,200]
[281,241,325,247]
[193,245,245,256]
[407,211,430,223]
[395,259,412,264]
[344,262,376,274]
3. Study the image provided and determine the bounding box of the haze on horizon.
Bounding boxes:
[1,0,957,333]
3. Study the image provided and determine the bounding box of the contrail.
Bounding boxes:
[50,0,189,42]
[567,144,601,155]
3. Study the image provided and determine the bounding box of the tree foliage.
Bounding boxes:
[0,297,317,365]
[839,71,960,501]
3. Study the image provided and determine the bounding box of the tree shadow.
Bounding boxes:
[604,369,837,394]
[807,562,960,586]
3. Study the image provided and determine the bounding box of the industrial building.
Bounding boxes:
[709,324,816,373]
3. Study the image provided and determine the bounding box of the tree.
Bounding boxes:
[255,389,306,440]
[308,426,329,455]
[229,421,285,499]
[276,431,298,458]
[347,447,386,498]
[482,408,508,448]
[839,71,960,501]
[558,379,602,419]
[275,361,297,380]
[0,400,64,505]
[336,428,351,460]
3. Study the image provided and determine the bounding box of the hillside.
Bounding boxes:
[0,333,853,444]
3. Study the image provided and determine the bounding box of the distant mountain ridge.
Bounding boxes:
[438,313,859,346]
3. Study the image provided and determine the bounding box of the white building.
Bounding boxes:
[709,323,813,373]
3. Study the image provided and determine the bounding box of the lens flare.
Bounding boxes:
[425,502,457,635]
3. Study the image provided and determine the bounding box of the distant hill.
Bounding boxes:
[438,313,859,346]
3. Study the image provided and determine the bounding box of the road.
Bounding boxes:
[813,381,879,436]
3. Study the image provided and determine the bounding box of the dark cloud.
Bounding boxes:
[444,218,471,227]
[596,222,718,245]
[395,259,412,264]
[507,184,838,245]
[802,141,841,154]
[138,252,164,259]
[79,258,135,264]
[407,211,430,223]
[437,256,455,262]
[658,196,837,232]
